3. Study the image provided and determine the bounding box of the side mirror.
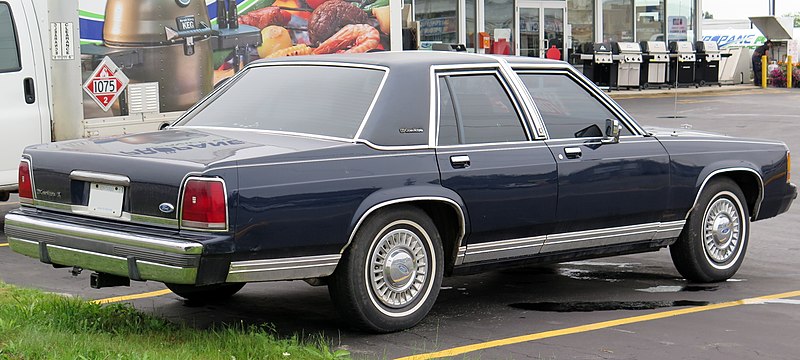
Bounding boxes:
[602,119,621,144]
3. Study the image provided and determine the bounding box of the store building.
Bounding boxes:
[408,0,701,63]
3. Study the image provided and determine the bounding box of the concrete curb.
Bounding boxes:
[606,84,790,99]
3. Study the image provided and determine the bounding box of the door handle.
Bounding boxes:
[564,147,582,159]
[450,155,471,169]
[23,78,35,104]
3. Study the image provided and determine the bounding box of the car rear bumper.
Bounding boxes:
[4,210,203,284]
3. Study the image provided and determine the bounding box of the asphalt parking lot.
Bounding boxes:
[2,88,800,359]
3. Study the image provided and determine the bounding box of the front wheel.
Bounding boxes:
[165,282,246,302]
[670,178,750,282]
[328,206,443,333]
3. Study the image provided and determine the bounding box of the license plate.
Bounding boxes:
[88,183,124,217]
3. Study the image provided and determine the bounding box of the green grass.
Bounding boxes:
[0,282,350,360]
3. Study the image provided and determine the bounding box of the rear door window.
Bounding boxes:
[437,73,528,145]
[0,2,21,72]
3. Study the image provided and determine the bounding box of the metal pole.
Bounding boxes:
[770,0,775,16]
[788,55,793,88]
[762,55,768,88]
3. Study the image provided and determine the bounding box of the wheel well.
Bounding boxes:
[374,201,463,276]
[713,172,762,217]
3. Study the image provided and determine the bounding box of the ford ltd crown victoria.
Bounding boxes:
[5,52,796,332]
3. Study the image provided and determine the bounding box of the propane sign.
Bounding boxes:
[83,56,129,112]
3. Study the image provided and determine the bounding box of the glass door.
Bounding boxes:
[519,8,540,57]
[516,1,567,61]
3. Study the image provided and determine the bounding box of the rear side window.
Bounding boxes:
[518,73,632,139]
[437,73,527,145]
[0,3,21,72]
[179,65,385,139]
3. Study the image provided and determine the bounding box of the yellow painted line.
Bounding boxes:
[91,289,173,304]
[0,243,8,247]
[397,290,800,360]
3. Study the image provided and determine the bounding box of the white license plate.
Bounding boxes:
[88,182,125,217]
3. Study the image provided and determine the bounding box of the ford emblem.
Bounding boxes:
[159,203,175,214]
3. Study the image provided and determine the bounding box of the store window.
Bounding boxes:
[602,0,634,42]
[636,0,665,42]
[465,0,477,51]
[666,0,694,42]
[485,0,514,54]
[568,0,594,59]
[415,0,459,45]
[0,3,21,73]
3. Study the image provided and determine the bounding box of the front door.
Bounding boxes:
[517,2,567,61]
[0,0,47,189]
[514,70,671,253]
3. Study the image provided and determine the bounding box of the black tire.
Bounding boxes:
[670,178,750,283]
[165,282,246,302]
[328,205,443,333]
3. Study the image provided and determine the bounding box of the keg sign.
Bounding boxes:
[83,56,129,112]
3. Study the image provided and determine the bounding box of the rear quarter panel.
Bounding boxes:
[224,144,443,260]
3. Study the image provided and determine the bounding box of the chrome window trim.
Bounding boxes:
[432,67,534,146]
[435,143,548,154]
[341,196,467,256]
[487,56,549,139]
[511,66,649,137]
[183,126,355,143]
[178,176,230,232]
[689,167,764,220]
[207,152,434,172]
[174,61,390,142]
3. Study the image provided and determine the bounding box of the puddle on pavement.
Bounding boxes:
[509,300,710,312]
[636,285,720,293]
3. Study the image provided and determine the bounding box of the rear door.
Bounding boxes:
[0,0,46,190]
[515,69,672,253]
[434,68,558,264]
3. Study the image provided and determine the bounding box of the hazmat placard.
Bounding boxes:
[83,57,129,112]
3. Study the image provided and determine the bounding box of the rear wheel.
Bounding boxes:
[670,178,750,282]
[165,283,245,302]
[328,206,443,333]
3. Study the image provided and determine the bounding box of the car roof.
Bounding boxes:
[251,50,565,68]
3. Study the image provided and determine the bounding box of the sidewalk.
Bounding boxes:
[606,83,789,99]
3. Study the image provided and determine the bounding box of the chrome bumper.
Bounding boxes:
[4,212,203,284]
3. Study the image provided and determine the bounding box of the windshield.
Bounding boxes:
[178,65,386,139]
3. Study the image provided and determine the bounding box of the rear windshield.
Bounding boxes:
[178,65,385,139]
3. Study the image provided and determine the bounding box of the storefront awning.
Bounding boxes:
[748,16,793,41]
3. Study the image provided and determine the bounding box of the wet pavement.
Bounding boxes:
[2,89,800,359]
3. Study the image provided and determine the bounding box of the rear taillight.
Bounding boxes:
[180,178,227,230]
[18,159,33,204]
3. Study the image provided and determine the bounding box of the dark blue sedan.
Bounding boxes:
[5,52,796,332]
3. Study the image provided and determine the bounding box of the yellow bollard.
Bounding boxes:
[788,55,793,88]
[762,55,768,88]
